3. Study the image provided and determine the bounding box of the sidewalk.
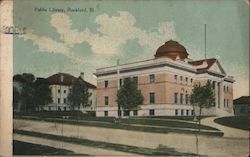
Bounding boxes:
[14,119,249,156]
[201,117,249,138]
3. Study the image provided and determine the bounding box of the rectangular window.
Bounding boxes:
[185,94,188,104]
[64,107,66,111]
[224,99,226,107]
[58,98,60,104]
[49,106,51,111]
[181,109,184,116]
[149,92,155,104]
[212,81,216,88]
[174,93,178,104]
[133,110,138,116]
[149,74,155,83]
[58,89,60,93]
[118,110,122,117]
[64,98,66,103]
[224,86,226,92]
[104,80,109,88]
[104,111,108,117]
[180,93,183,104]
[180,76,183,83]
[227,86,229,92]
[175,109,178,116]
[149,109,155,116]
[133,76,138,84]
[186,110,189,116]
[64,90,66,94]
[185,77,188,85]
[191,110,194,115]
[174,75,177,82]
[190,78,193,84]
[123,111,130,116]
[105,96,109,105]
[119,79,123,86]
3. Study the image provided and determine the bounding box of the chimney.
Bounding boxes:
[80,72,84,80]
[60,74,64,83]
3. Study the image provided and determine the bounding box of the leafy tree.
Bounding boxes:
[67,77,92,111]
[13,86,21,111]
[190,80,215,155]
[20,73,36,112]
[190,80,215,120]
[33,78,52,111]
[117,77,144,117]
[13,73,52,112]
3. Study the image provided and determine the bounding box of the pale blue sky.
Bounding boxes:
[13,0,249,98]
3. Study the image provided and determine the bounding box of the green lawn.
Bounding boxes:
[144,116,212,121]
[13,140,83,155]
[14,129,197,156]
[214,116,248,131]
[15,116,223,136]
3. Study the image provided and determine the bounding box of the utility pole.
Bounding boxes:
[117,59,120,90]
[204,24,207,59]
[117,59,121,118]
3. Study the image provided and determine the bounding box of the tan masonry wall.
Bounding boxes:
[97,73,195,107]
[223,84,234,112]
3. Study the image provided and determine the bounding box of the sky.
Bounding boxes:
[13,0,249,99]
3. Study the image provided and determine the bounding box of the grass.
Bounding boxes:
[13,140,86,155]
[144,116,212,121]
[119,118,218,130]
[14,129,197,156]
[15,116,223,136]
[214,116,248,131]
[14,110,95,119]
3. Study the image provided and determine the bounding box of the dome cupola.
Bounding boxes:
[154,40,189,60]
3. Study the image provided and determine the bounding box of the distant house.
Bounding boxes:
[233,96,249,116]
[45,72,96,112]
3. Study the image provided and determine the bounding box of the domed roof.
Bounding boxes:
[154,40,189,60]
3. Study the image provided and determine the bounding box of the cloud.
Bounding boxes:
[20,11,176,56]
[21,30,71,55]
[245,0,249,6]
[49,11,176,54]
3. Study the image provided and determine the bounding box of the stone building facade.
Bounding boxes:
[44,73,96,112]
[95,40,234,117]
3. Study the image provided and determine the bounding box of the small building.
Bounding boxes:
[233,96,249,116]
[44,72,96,112]
[94,40,234,117]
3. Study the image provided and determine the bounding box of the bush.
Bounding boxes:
[13,110,96,119]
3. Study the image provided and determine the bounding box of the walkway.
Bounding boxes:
[14,119,249,156]
[201,117,249,138]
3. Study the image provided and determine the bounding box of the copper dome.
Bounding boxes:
[154,40,189,60]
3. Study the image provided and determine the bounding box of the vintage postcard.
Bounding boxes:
[0,0,249,156]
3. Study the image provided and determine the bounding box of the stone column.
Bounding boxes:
[219,80,224,110]
[214,81,218,108]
